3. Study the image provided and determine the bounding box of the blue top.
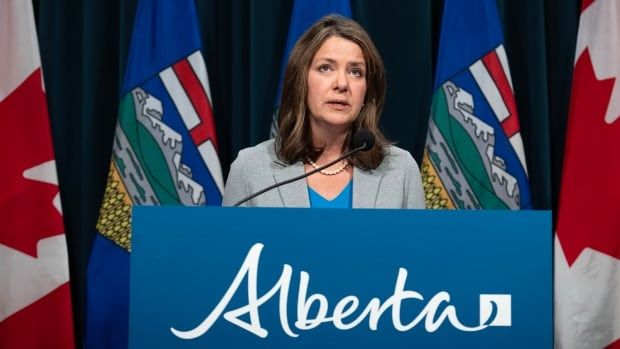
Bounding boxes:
[308,181,353,208]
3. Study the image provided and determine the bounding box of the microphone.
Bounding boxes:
[232,129,376,207]
[351,128,375,151]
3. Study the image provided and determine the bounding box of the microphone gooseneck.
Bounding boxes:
[232,129,376,207]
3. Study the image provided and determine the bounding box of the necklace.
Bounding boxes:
[306,157,349,176]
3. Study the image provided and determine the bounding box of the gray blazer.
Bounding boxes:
[222,139,425,208]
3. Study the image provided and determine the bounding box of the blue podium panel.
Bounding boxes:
[130,207,551,348]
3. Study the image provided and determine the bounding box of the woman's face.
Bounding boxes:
[306,36,367,135]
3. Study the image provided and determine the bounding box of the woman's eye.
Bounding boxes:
[318,65,331,72]
[350,69,364,77]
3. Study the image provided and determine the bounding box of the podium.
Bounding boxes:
[129,207,551,348]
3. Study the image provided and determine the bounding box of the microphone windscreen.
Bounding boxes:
[351,129,375,151]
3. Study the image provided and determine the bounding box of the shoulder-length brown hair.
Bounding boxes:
[275,15,389,170]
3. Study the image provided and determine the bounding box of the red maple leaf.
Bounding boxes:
[582,0,596,12]
[556,48,620,265]
[0,69,64,257]
[607,338,620,349]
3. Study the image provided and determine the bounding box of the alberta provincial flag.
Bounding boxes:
[421,0,531,209]
[85,0,223,347]
[270,0,352,137]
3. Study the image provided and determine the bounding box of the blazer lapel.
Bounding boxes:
[273,161,310,207]
[353,167,383,208]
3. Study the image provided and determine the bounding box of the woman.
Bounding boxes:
[223,15,424,208]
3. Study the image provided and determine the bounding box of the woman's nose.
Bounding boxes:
[333,70,349,92]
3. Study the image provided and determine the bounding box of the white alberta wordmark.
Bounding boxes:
[170,243,509,339]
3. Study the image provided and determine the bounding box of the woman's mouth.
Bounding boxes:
[325,100,350,110]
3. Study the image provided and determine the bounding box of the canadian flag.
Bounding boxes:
[0,1,75,348]
[555,0,620,348]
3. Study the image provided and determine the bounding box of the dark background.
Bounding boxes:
[32,0,579,346]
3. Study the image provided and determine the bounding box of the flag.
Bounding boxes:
[554,0,620,348]
[85,0,223,347]
[0,1,75,348]
[269,0,352,137]
[421,0,531,210]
